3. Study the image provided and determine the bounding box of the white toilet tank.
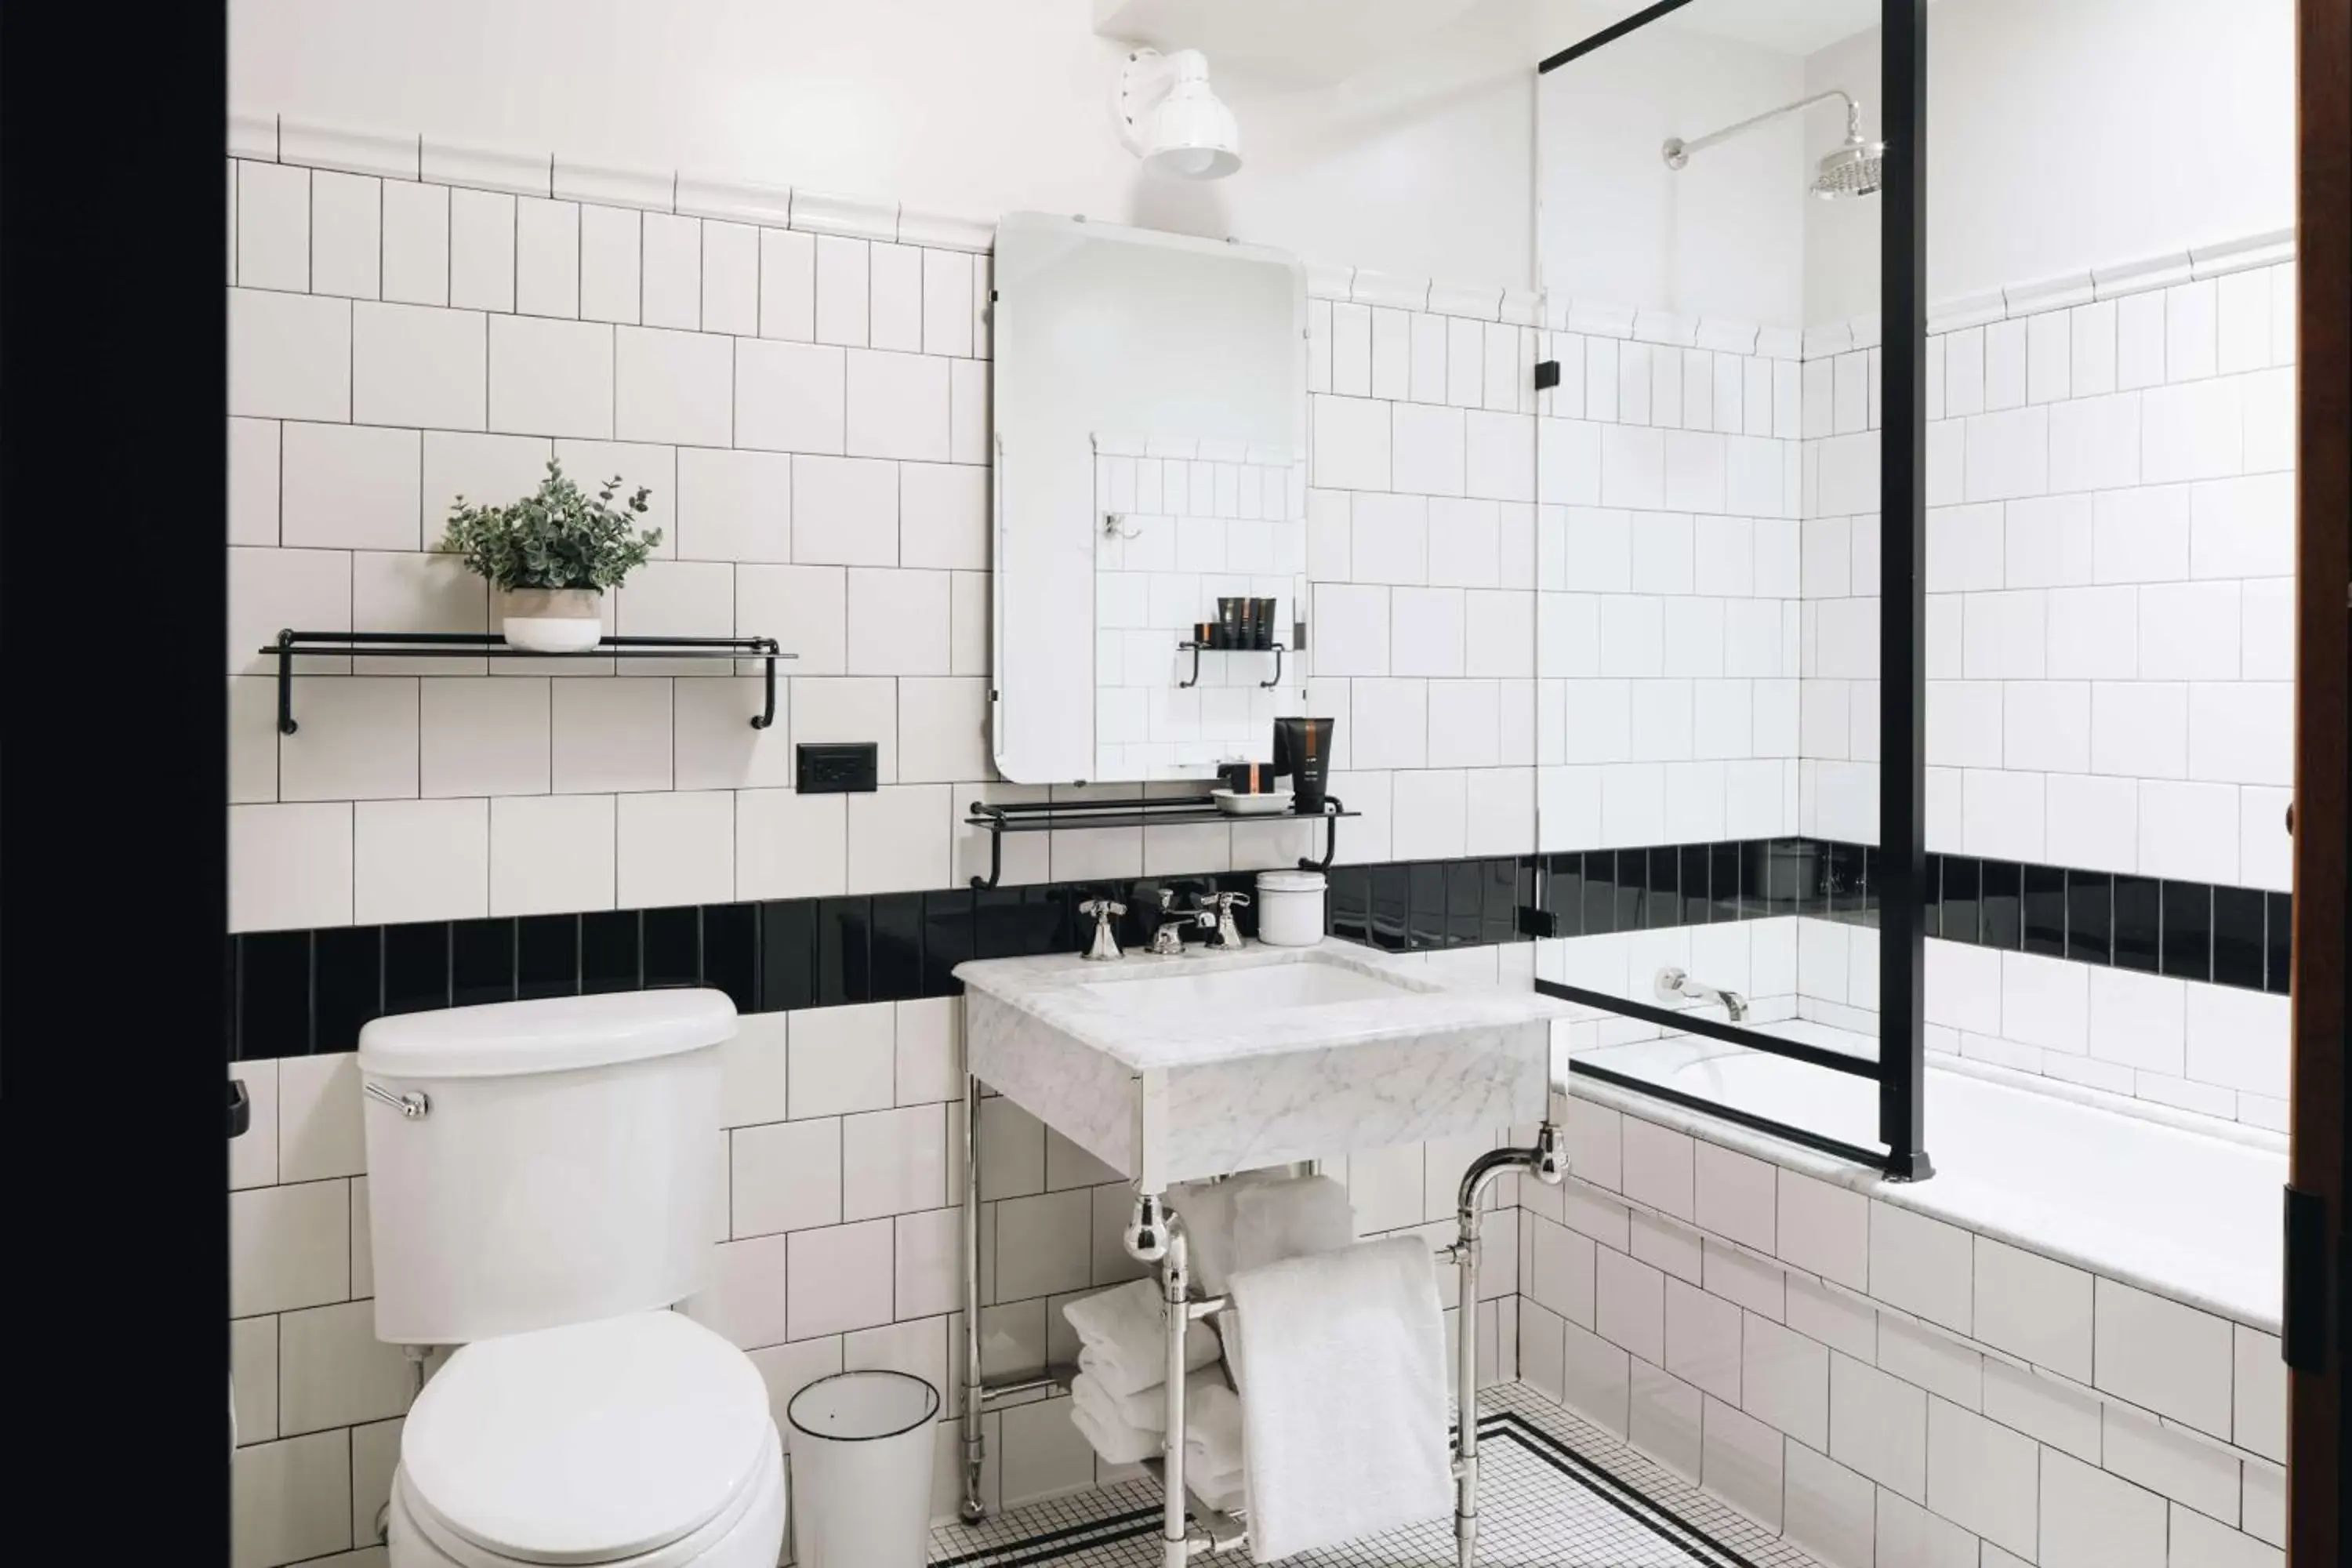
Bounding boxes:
[358,989,737,1346]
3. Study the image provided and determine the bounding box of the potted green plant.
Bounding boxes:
[438,459,662,652]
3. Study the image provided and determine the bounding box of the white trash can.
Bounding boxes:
[787,1369,942,1568]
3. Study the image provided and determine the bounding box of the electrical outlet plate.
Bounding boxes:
[797,742,879,793]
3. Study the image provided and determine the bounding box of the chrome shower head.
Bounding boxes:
[1812,132,1885,200]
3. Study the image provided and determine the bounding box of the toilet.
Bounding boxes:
[358,990,786,1568]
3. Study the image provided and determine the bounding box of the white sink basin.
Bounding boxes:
[958,942,1568,1189]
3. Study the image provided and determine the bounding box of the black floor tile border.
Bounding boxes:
[227,840,2288,1061]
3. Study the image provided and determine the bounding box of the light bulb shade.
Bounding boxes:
[1113,47,1242,180]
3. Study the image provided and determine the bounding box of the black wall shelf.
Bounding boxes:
[1177,641,1287,690]
[263,630,791,734]
[963,794,1352,888]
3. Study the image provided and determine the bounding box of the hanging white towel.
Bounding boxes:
[1062,1279,1221,1399]
[1067,1374,1163,1466]
[1224,1236,1453,1563]
[1171,1171,1356,1294]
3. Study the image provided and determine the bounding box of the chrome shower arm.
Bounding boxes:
[1664,88,1858,169]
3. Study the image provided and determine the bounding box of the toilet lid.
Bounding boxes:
[401,1312,771,1564]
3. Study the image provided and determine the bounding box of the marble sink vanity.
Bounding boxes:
[955,939,1567,1192]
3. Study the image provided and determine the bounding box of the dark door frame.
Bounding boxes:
[2291,2,2352,1559]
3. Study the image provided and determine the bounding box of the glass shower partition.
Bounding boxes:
[1529,0,1929,1178]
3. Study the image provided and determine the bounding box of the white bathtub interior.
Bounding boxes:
[1573,1022,2287,1328]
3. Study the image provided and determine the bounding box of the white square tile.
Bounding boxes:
[731,1117,841,1237]
[276,1052,366,1186]
[228,417,283,547]
[488,314,614,437]
[448,186,516,312]
[787,1219,897,1338]
[2092,1275,2234,1437]
[794,675,898,782]
[1867,1201,1972,1334]
[1693,1142,1774,1252]
[614,325,731,445]
[2000,949,2090,1052]
[310,170,381,299]
[2137,779,2241,883]
[353,798,488,924]
[278,1298,414,1436]
[2188,679,2291,786]
[758,227,816,341]
[550,677,672,793]
[2185,982,2290,1098]
[279,677,419,801]
[2190,470,2294,579]
[576,204,642,324]
[1392,402,1467,496]
[488,793,615,915]
[735,788,847,898]
[615,790,734,907]
[672,445,791,562]
[514,197,580,317]
[419,676,549,796]
[847,567,950,675]
[238,161,310,290]
[1700,1395,1784,1530]
[230,289,351,421]
[2235,1323,2286,1463]
[1664,1278,1741,1404]
[691,1232,795,1350]
[353,299,487,430]
[848,783,953,893]
[2143,379,2246,484]
[231,1430,354,1568]
[281,423,422,551]
[1620,1117,1694,1219]
[1311,394,1392,491]
[701,220,759,336]
[843,1104,949,1221]
[813,234,870,347]
[1784,1439,1876,1568]
[736,338,844,454]
[951,359,990,464]
[921,249,975,358]
[2041,1447,2167,1566]
[1828,1351,1926,1501]
[1964,407,2050,502]
[641,212,702,329]
[1776,1170,1868,1290]
[230,1178,351,1316]
[899,463,988,572]
[844,349,950,462]
[793,456,900,566]
[1740,1312,1828,1450]
[1924,1397,2038,1558]
[1595,1247,1666,1366]
[866,241,924,352]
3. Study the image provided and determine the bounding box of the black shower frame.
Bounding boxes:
[1534,0,1933,1180]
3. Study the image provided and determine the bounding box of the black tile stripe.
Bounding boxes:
[228,840,2292,1060]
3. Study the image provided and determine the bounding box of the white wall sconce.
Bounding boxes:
[1111,47,1241,179]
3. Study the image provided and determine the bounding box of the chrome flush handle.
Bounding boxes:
[363,1082,431,1120]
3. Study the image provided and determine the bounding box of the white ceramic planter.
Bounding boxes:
[498,586,605,653]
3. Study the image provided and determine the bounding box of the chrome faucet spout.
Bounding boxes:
[1653,965,1748,1022]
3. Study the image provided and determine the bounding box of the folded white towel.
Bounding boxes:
[1225,1236,1453,1563]
[1182,1374,1245,1484]
[1067,1374,1162,1466]
[1169,1172,1356,1294]
[1062,1279,1221,1398]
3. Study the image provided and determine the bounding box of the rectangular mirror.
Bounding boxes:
[991,212,1306,784]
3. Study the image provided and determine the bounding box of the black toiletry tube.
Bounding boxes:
[1217,597,1243,650]
[1253,597,1278,649]
[1274,717,1333,813]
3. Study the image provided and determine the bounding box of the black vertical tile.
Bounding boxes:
[1020,885,1075,956]
[1582,851,1617,935]
[817,896,872,1005]
[1861,845,1882,920]
[1408,862,1449,949]
[2212,887,2265,990]
[971,888,1027,963]
[1369,863,1410,951]
[920,891,974,997]
[1980,862,2022,950]
[1709,842,1740,923]
[1548,853,1585,938]
[2022,865,2066,957]
[452,918,517,1007]
[1613,848,1643,933]
[2266,892,2292,993]
[643,907,702,989]
[1940,857,1980,946]
[1483,859,1520,946]
[2064,873,2112,965]
[1645,847,1679,930]
[1827,841,1866,921]
[1794,840,1828,918]
[312,926,382,1053]
[1446,860,1483,947]
[238,931,312,1060]
[1679,845,1711,926]
[1327,865,1371,945]
[870,894,925,1002]
[762,900,818,1009]
[1737,841,1772,918]
[2114,877,2161,972]
[383,922,452,1014]
[702,904,760,1012]
[1921,854,1943,940]
[517,914,580,999]
[581,910,641,994]
[2161,881,2212,983]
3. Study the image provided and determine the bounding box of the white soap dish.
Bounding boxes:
[1211,789,1293,817]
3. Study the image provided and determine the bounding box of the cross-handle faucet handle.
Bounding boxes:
[1205,891,1250,949]
[1079,898,1127,962]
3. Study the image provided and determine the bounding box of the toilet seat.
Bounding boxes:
[399,1312,773,1566]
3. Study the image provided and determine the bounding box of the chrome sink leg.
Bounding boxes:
[960,1073,987,1523]
[1451,1123,1564,1568]
[1123,1192,1192,1568]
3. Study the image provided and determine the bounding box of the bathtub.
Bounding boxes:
[1572,1022,2286,1330]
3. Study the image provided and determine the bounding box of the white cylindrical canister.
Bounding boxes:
[1254,869,1327,947]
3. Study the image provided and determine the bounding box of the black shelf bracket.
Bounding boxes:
[963,794,1352,889]
[267,630,790,735]
[1176,641,1288,691]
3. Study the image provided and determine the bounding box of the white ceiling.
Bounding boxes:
[1091,0,1486,84]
